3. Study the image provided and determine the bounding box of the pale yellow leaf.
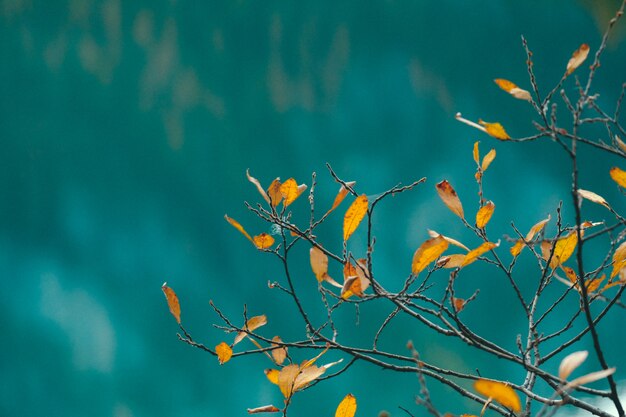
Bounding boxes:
[216,342,233,365]
[234,315,268,345]
[247,405,281,414]
[566,43,590,75]
[343,195,368,241]
[412,236,449,274]
[481,149,496,171]
[436,180,464,219]
[479,120,510,140]
[462,241,499,267]
[566,367,616,389]
[476,201,495,229]
[293,365,326,391]
[161,282,181,324]
[578,189,610,208]
[310,246,330,283]
[247,169,271,204]
[610,167,626,188]
[611,241,626,279]
[267,178,282,207]
[327,181,356,216]
[277,364,300,398]
[253,233,275,249]
[559,350,588,380]
[474,379,521,412]
[615,135,626,153]
[271,336,287,365]
[335,394,357,417]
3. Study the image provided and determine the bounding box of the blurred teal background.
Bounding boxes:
[2,1,626,416]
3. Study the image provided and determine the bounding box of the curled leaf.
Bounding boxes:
[494,78,532,101]
[481,149,496,171]
[234,315,268,345]
[247,405,281,414]
[254,233,275,249]
[566,43,590,75]
[428,230,469,251]
[216,342,233,365]
[436,180,464,219]
[343,195,368,241]
[474,379,521,412]
[162,282,181,324]
[559,350,588,380]
[335,394,357,417]
[479,120,510,140]
[476,201,495,229]
[610,167,626,188]
[225,215,254,243]
[578,189,610,209]
[615,135,626,153]
[247,169,271,204]
[412,236,449,275]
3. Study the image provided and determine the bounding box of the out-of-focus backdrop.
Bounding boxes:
[2,1,626,416]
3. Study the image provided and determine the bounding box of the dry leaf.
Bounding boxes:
[280,178,307,207]
[335,394,357,417]
[615,135,626,153]
[247,169,271,204]
[577,189,610,208]
[566,367,616,389]
[494,78,532,101]
[476,201,495,229]
[428,230,470,251]
[473,379,521,412]
[512,215,551,257]
[234,315,268,345]
[271,336,287,365]
[216,342,233,365]
[277,364,300,398]
[343,195,368,241]
[438,254,466,269]
[276,350,339,399]
[611,241,626,279]
[559,350,588,380]
[462,241,499,267]
[253,233,275,249]
[452,297,467,312]
[267,178,283,207]
[566,43,590,75]
[327,181,356,215]
[562,266,578,285]
[473,141,480,165]
[265,368,279,385]
[162,282,181,324]
[225,215,254,244]
[310,246,330,282]
[412,236,449,275]
[481,149,496,171]
[436,180,464,219]
[610,167,626,188]
[247,405,281,414]
[479,120,511,140]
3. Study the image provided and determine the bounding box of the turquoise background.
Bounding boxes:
[2,1,626,416]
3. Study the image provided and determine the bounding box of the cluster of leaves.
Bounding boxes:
[163,2,626,417]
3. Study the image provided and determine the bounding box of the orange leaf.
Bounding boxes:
[474,379,521,412]
[246,169,271,204]
[586,275,605,293]
[253,233,275,249]
[611,241,626,279]
[335,394,357,417]
[267,178,283,207]
[247,405,281,414]
[327,181,356,216]
[216,342,233,365]
[234,315,268,345]
[561,266,578,285]
[512,215,551,258]
[161,282,181,324]
[436,180,464,219]
[610,167,626,188]
[494,78,532,101]
[510,240,524,257]
[479,120,510,140]
[412,236,449,275]
[452,297,466,312]
[280,178,307,207]
[473,141,480,165]
[225,214,254,243]
[462,241,499,267]
[481,149,496,171]
[476,201,495,229]
[343,195,368,241]
[265,368,279,385]
[271,336,287,365]
[310,246,330,283]
[566,43,590,75]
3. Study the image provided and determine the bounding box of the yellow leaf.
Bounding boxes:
[327,181,356,216]
[586,275,605,293]
[301,346,329,368]
[610,167,626,188]
[526,216,551,241]
[436,180,464,219]
[271,336,287,365]
[615,135,626,153]
[343,195,368,241]
[578,189,610,209]
[412,236,449,275]
[474,379,521,412]
[277,364,300,398]
[280,178,307,207]
[481,149,496,171]
[473,141,480,165]
[264,369,279,385]
[341,260,370,299]
[438,253,466,269]
[510,240,524,257]
[462,241,499,267]
[335,394,357,417]
[494,78,532,101]
[247,405,281,414]
[246,169,271,204]
[428,230,470,251]
[559,350,588,380]
[234,315,268,345]
[216,342,233,365]
[566,43,590,75]
[225,214,254,244]
[267,178,283,207]
[293,365,326,391]
[611,241,626,279]
[544,232,578,268]
[476,201,495,229]
[479,120,511,140]
[161,282,181,324]
[253,233,275,249]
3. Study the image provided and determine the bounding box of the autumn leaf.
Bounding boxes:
[610,167,626,188]
[247,405,281,414]
[476,201,495,229]
[473,141,480,164]
[271,336,287,365]
[343,195,368,241]
[412,236,449,275]
[565,368,616,389]
[479,120,511,140]
[559,351,588,380]
[438,254,466,269]
[566,43,590,75]
[225,214,254,244]
[578,189,610,209]
[326,181,356,216]
[462,241,499,267]
[341,259,370,299]
[162,282,181,324]
[615,135,626,153]
[436,180,464,219]
[234,315,268,345]
[247,169,271,204]
[335,394,357,417]
[494,78,532,101]
[278,364,301,398]
[481,149,496,171]
[511,215,551,257]
[253,233,275,249]
[275,349,340,399]
[280,178,307,207]
[611,241,626,279]
[216,342,233,365]
[586,275,605,293]
[543,232,578,268]
[474,379,521,412]
[267,178,283,207]
[428,230,470,251]
[452,297,467,312]
[265,369,279,385]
